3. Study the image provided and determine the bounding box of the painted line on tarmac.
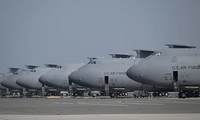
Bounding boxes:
[52,102,74,105]
[0,114,200,120]
[77,102,129,107]
[105,101,164,106]
[52,101,128,107]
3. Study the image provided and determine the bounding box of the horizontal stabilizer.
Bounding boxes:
[8,68,20,73]
[134,50,155,58]
[109,54,134,58]
[25,65,39,69]
[166,44,196,48]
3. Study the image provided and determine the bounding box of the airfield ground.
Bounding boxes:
[0,97,200,120]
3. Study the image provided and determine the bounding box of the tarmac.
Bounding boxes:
[0,97,200,120]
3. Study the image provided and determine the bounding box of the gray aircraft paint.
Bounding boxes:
[127,48,200,88]
[0,73,7,90]
[39,64,83,89]
[68,56,153,91]
[1,68,30,90]
[16,67,54,89]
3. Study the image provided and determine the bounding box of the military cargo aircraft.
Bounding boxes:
[0,73,6,90]
[16,64,59,96]
[38,63,85,96]
[0,73,7,96]
[1,67,33,96]
[68,53,169,98]
[127,44,200,98]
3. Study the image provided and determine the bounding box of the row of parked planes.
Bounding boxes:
[0,44,200,98]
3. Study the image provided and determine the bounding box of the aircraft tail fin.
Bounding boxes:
[134,50,155,58]
[109,54,134,58]
[25,65,39,69]
[166,44,197,48]
[8,68,20,73]
[45,64,62,68]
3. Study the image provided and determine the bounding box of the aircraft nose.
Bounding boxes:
[16,77,27,88]
[16,75,42,89]
[69,68,99,88]
[68,71,81,84]
[69,70,90,87]
[1,79,8,88]
[38,74,48,85]
[126,64,143,83]
[1,77,23,90]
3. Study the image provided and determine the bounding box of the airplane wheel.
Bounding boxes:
[110,93,116,98]
[165,92,169,97]
[153,92,157,97]
[193,91,200,97]
[158,92,163,97]
[194,91,199,97]
[101,91,106,96]
[179,92,186,98]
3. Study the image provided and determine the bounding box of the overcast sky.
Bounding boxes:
[1,0,200,73]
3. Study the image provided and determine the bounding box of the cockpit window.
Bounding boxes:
[155,52,161,56]
[30,69,36,72]
[88,61,96,64]
[151,52,162,56]
[87,57,98,64]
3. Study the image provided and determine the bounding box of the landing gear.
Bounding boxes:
[152,92,169,97]
[178,91,200,98]
[0,90,6,97]
[110,92,116,98]
[178,92,186,98]
[99,91,128,98]
[68,80,73,96]
[109,91,128,98]
[41,85,46,97]
[194,91,200,97]
[73,91,84,97]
